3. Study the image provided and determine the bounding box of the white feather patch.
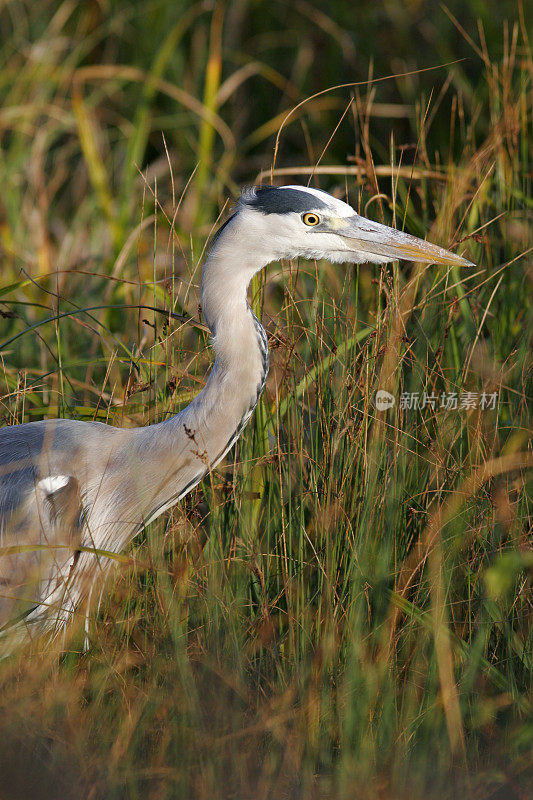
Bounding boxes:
[282,185,355,217]
[38,476,71,495]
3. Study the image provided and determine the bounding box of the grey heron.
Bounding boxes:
[0,184,473,636]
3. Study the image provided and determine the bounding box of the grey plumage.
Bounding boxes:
[0,184,473,637]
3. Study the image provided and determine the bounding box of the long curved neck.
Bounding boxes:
[134,226,270,508]
[193,236,270,456]
[97,219,272,535]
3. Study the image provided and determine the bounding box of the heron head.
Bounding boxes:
[219,184,473,269]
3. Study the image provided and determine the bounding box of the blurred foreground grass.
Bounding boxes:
[0,2,531,798]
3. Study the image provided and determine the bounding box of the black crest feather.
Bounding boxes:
[240,186,329,215]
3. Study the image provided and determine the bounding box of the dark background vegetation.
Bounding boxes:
[0,1,531,798]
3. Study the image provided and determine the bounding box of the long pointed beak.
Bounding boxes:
[337,215,474,267]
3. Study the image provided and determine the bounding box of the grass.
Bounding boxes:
[0,1,531,798]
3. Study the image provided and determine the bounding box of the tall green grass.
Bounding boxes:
[0,2,531,798]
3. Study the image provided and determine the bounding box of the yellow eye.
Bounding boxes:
[302,212,320,226]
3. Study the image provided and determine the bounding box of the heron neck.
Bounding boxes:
[127,230,269,526]
[200,234,265,326]
[158,238,269,463]
[199,234,268,374]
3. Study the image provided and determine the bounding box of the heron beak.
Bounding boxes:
[336,215,474,267]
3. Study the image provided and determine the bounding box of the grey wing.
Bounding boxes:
[0,423,84,628]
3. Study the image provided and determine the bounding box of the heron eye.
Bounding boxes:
[302,212,320,226]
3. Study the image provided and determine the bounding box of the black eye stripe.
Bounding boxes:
[241,186,329,215]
